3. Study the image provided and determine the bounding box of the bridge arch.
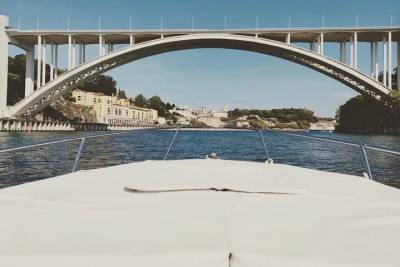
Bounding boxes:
[7,33,391,117]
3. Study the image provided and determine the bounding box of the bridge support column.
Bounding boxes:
[350,36,354,67]
[99,36,107,56]
[339,42,346,64]
[351,32,358,69]
[68,35,72,70]
[79,44,85,64]
[98,35,103,57]
[72,38,76,68]
[370,42,374,78]
[0,15,8,118]
[130,35,135,46]
[286,33,291,45]
[319,33,324,55]
[101,37,107,55]
[41,39,46,86]
[383,35,387,86]
[49,44,54,81]
[25,46,35,96]
[398,42,400,89]
[388,32,392,89]
[54,45,58,78]
[374,42,379,81]
[310,42,315,52]
[36,35,42,89]
[369,42,375,78]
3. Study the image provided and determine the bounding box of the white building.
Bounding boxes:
[73,89,158,125]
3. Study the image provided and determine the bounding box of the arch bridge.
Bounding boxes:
[0,15,399,118]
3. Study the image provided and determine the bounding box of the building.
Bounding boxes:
[169,108,195,120]
[234,120,250,128]
[197,116,228,128]
[212,111,228,118]
[72,89,158,125]
[310,120,336,131]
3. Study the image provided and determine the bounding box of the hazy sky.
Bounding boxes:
[3,0,400,116]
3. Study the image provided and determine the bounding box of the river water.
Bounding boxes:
[0,129,399,189]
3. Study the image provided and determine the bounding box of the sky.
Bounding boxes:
[2,0,400,117]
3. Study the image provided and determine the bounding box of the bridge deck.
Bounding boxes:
[7,26,400,45]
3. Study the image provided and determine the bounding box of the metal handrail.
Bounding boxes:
[1,127,399,180]
[257,129,271,160]
[0,128,172,172]
[0,132,126,154]
[276,131,400,180]
[163,128,180,160]
[72,138,86,172]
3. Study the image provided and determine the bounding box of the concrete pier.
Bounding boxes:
[0,118,162,132]
[0,119,75,131]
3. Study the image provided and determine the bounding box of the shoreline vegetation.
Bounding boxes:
[335,68,399,135]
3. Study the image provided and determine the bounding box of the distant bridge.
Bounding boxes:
[0,15,399,118]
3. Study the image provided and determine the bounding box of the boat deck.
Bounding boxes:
[0,159,399,266]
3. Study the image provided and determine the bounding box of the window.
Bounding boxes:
[107,108,111,115]
[94,98,97,104]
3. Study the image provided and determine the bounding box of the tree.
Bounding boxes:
[134,94,148,107]
[81,75,117,96]
[148,95,163,109]
[147,95,173,118]
[248,119,267,129]
[117,89,127,99]
[228,108,318,123]
[336,94,400,134]
[297,120,310,129]
[190,118,207,127]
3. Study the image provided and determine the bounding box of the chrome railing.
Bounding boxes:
[0,128,399,182]
[0,128,172,173]
[277,132,400,180]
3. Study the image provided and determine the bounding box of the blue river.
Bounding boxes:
[0,129,399,189]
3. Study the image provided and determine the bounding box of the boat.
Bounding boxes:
[0,129,399,266]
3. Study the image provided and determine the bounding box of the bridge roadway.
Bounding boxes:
[7,26,400,44]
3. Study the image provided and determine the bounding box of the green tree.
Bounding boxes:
[117,89,127,99]
[134,94,148,107]
[190,118,207,127]
[81,75,117,96]
[248,119,267,129]
[297,120,311,129]
[336,94,400,134]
